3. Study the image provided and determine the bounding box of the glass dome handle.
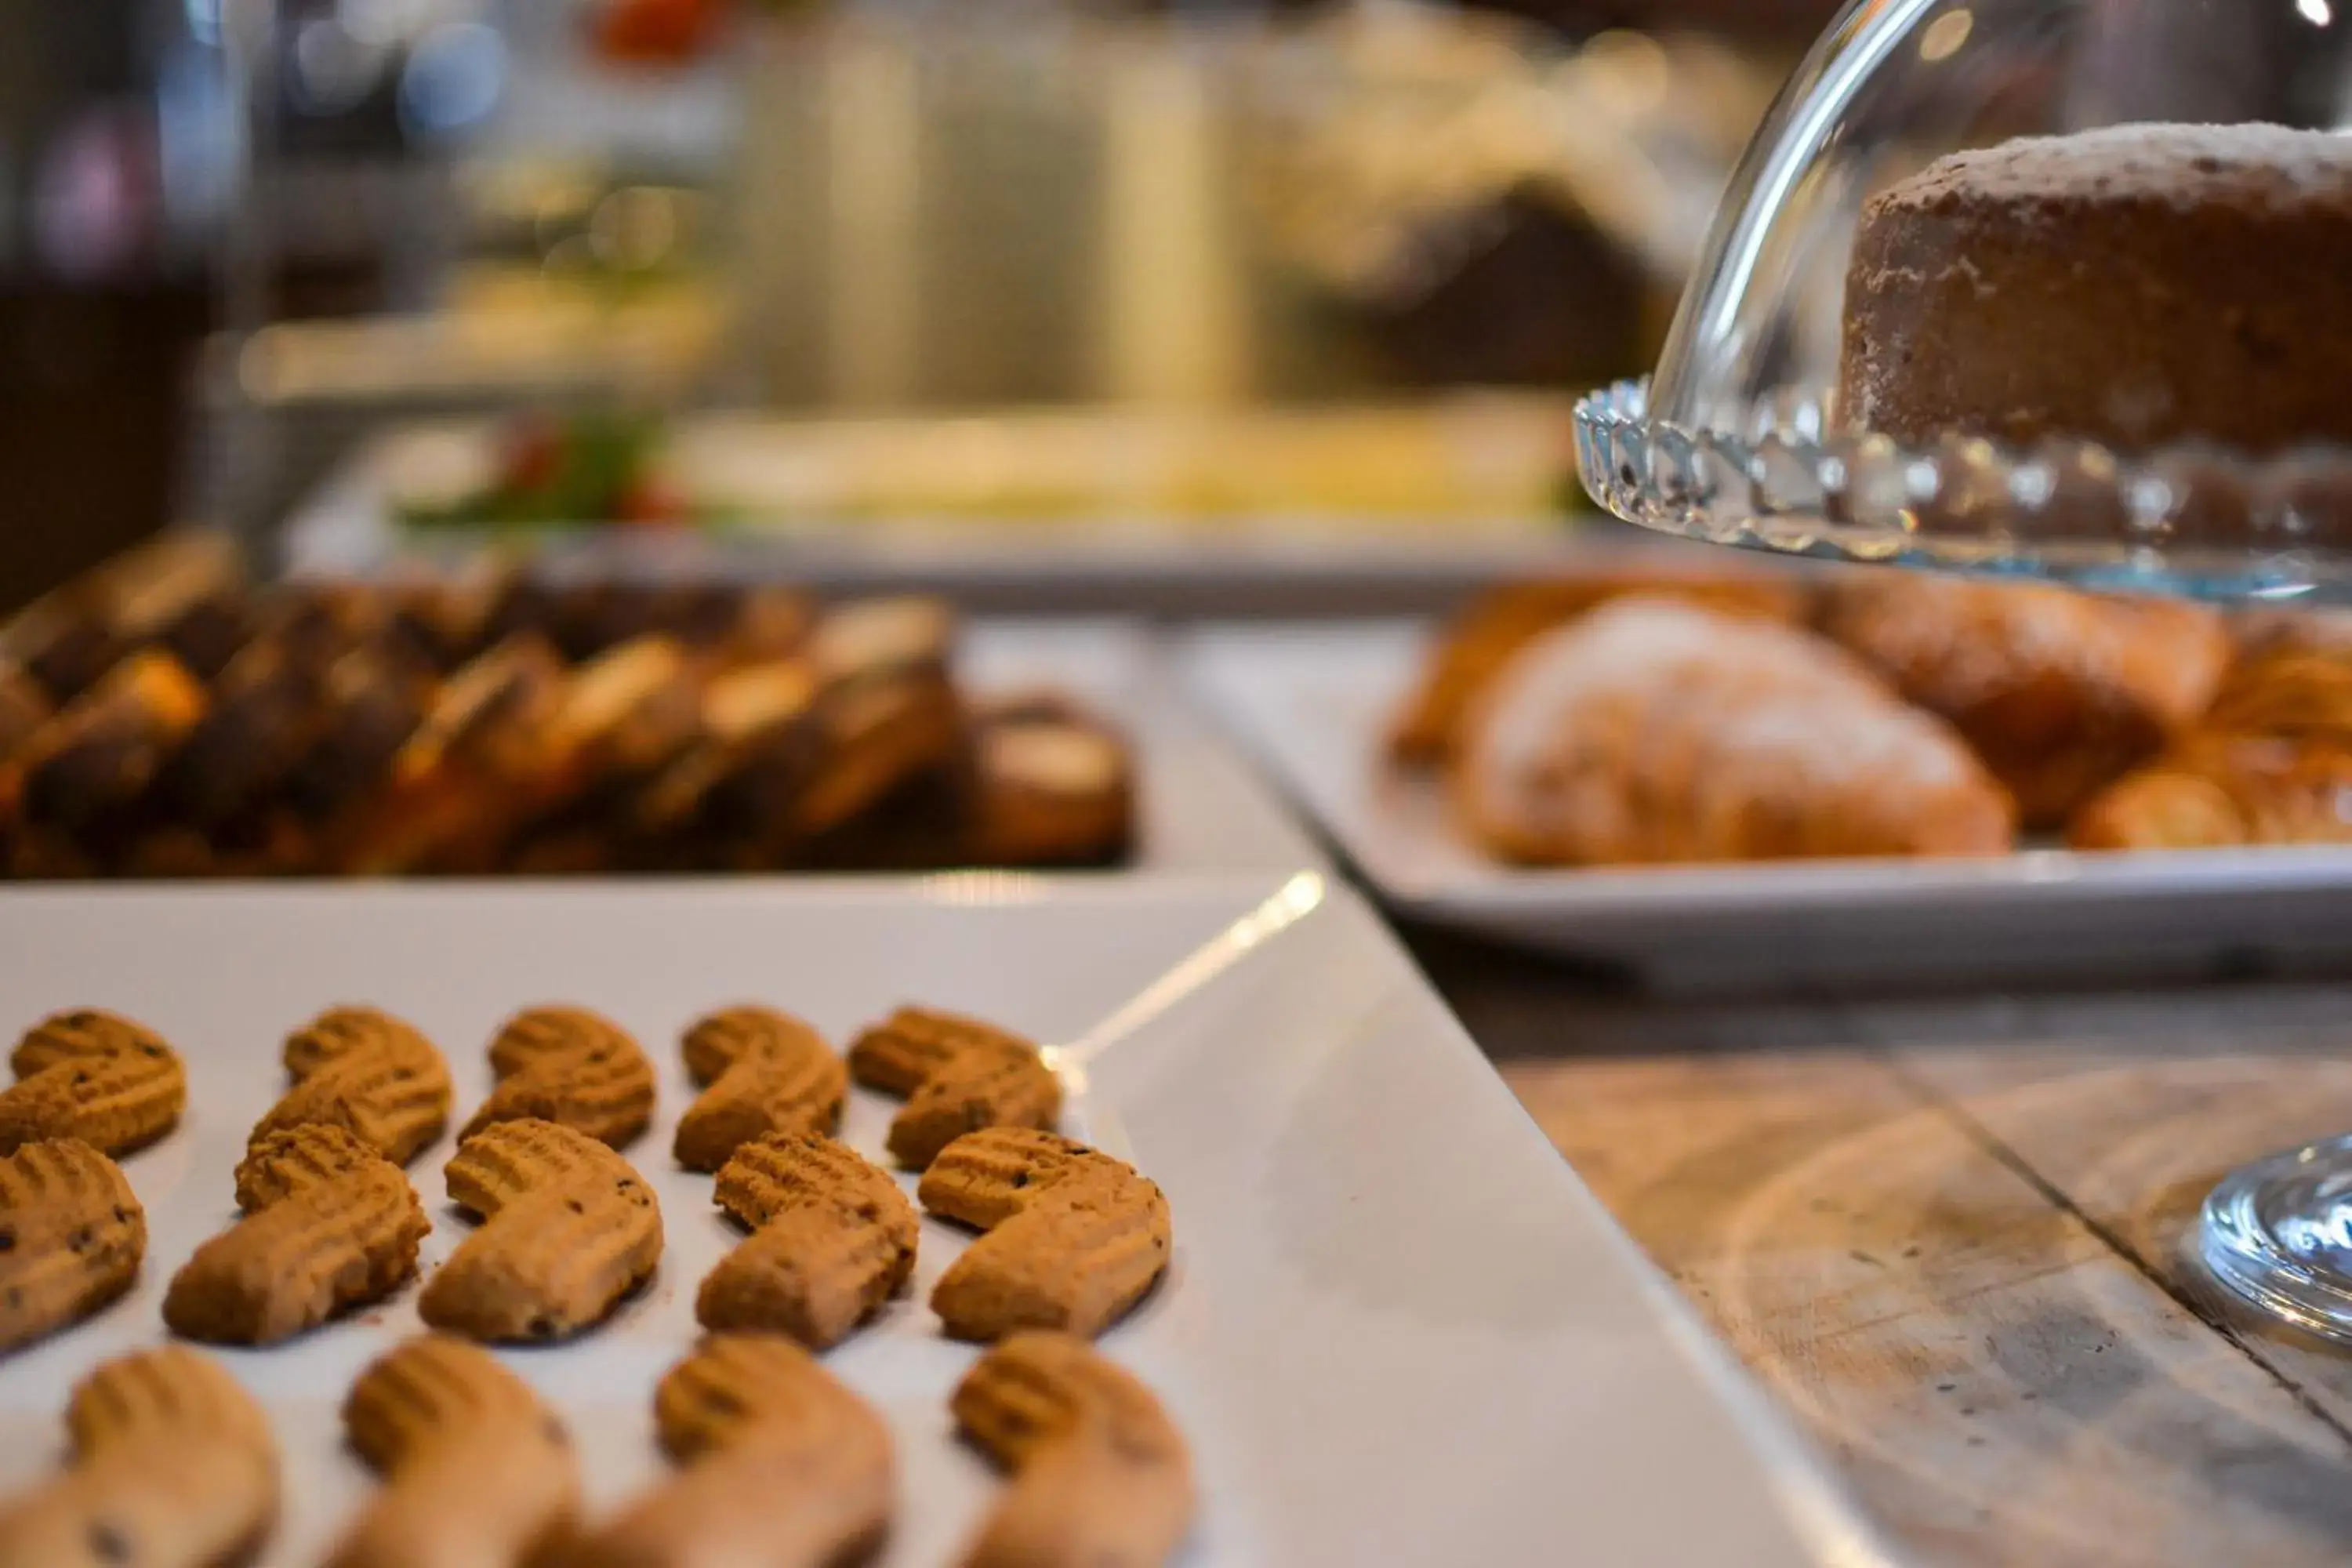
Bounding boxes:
[1649,0,1946,434]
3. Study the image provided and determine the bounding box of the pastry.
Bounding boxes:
[1455,597,2015,864]
[1389,574,1812,767]
[1820,575,2231,825]
[13,650,207,848]
[0,1009,186,1158]
[250,1005,452,1166]
[967,695,1137,867]
[1841,124,2352,453]
[920,1127,1172,1341]
[464,1005,655,1150]
[165,1124,427,1345]
[2071,735,2352,850]
[328,1334,581,1568]
[579,1334,893,1568]
[2201,644,2352,749]
[0,1139,144,1354]
[700,1133,918,1348]
[951,1331,1194,1568]
[673,1007,845,1174]
[421,1118,663,1342]
[0,1345,279,1568]
[847,1007,1062,1170]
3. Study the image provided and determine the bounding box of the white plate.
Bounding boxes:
[281,419,1590,617]
[0,879,1874,1566]
[1186,622,2352,995]
[960,621,1323,876]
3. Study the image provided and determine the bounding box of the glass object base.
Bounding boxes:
[2200,1134,2352,1342]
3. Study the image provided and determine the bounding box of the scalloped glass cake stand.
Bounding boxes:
[1575,0,2352,1340]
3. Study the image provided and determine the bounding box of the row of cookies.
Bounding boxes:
[2,1001,1172,1351]
[0,1000,1190,1566]
[0,1328,1187,1568]
[0,532,1135,880]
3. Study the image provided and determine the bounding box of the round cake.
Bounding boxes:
[1838,122,2352,453]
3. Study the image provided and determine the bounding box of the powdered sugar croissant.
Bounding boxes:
[1453,598,2015,866]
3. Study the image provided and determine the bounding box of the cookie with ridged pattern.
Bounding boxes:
[0,1345,280,1568]
[576,1334,892,1568]
[250,1006,451,1166]
[673,1007,845,1174]
[326,1334,580,1568]
[845,1007,1060,1170]
[920,1127,1171,1342]
[165,1124,426,1345]
[463,1006,655,1151]
[951,1330,1192,1568]
[699,1134,916,1348]
[420,1118,662,1343]
[0,1009,185,1158]
[0,1138,143,1355]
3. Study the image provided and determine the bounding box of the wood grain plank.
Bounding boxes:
[1876,984,2352,1441]
[1505,1046,2352,1566]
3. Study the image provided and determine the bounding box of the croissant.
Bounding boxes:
[1453,598,2015,866]
[2201,646,2352,749]
[1819,575,2230,829]
[2071,736,2352,850]
[1388,573,1810,768]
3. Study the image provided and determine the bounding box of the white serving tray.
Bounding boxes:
[279,417,1591,617]
[1185,622,2352,996]
[0,879,1875,1566]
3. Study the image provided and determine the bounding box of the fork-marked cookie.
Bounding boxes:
[326,1334,581,1568]
[419,1118,662,1342]
[950,1331,1193,1568]
[920,1127,1171,1341]
[575,1334,892,1568]
[698,1134,917,1348]
[0,1345,280,1568]
[0,1010,185,1158]
[845,1007,1060,1170]
[463,1007,655,1150]
[0,1139,144,1355]
[251,1006,452,1166]
[673,1007,845,1173]
[165,1123,426,1344]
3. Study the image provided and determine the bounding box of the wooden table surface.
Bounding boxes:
[1409,929,2352,1568]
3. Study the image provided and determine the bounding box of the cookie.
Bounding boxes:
[845,1007,1062,1170]
[578,1335,893,1568]
[463,1006,655,1151]
[951,1331,1193,1568]
[250,1006,452,1166]
[16,648,209,840]
[673,1007,846,1174]
[0,1345,280,1568]
[0,1139,144,1355]
[920,1128,1171,1341]
[420,1118,663,1342]
[699,1134,918,1348]
[165,1124,427,1345]
[326,1334,581,1568]
[0,1009,187,1158]
[967,698,1136,867]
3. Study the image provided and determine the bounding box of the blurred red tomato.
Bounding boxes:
[593,0,724,66]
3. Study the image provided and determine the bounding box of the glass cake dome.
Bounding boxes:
[1575,0,2352,601]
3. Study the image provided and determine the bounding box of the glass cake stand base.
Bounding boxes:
[2200,1134,2352,1342]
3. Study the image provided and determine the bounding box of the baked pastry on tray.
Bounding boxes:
[2071,735,2352,851]
[1819,575,2229,828]
[1388,574,1810,767]
[1452,597,2014,866]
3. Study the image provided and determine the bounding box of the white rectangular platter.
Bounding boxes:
[281,418,1588,617]
[0,879,1872,1566]
[1186,622,2352,996]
